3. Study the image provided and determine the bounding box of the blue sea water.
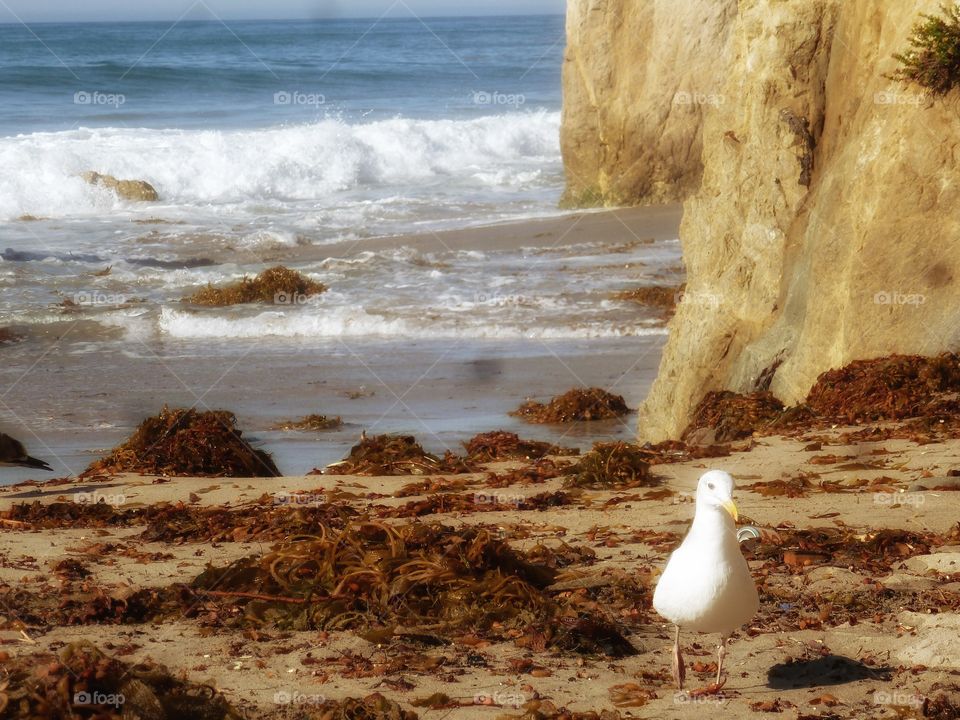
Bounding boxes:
[0,16,564,133]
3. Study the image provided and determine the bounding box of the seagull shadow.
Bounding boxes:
[767,654,891,689]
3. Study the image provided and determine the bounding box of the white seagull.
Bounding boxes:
[0,432,53,471]
[652,470,759,690]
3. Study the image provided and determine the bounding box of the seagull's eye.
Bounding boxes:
[707,482,715,490]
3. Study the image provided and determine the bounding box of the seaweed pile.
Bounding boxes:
[187,521,636,656]
[682,390,785,443]
[262,694,418,720]
[2,499,355,543]
[512,389,630,424]
[0,641,239,720]
[463,431,577,462]
[806,353,960,423]
[271,414,343,431]
[563,443,655,490]
[322,434,477,476]
[85,406,280,478]
[187,265,326,306]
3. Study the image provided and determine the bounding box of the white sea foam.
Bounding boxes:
[158,307,669,341]
[0,111,561,220]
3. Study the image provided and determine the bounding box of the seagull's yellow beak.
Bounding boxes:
[721,499,739,522]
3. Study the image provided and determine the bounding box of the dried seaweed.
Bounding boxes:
[2,499,355,543]
[499,702,622,720]
[323,434,477,476]
[0,641,239,719]
[806,353,960,423]
[682,390,785,443]
[464,431,577,462]
[187,265,326,306]
[486,459,573,488]
[271,414,343,431]
[271,694,418,720]
[85,406,279,478]
[185,521,635,655]
[564,443,655,490]
[512,389,630,424]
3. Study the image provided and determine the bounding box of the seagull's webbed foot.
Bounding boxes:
[671,625,685,690]
[687,679,726,697]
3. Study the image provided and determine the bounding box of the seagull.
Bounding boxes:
[0,432,53,471]
[652,470,759,690]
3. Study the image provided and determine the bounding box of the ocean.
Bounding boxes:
[0,15,681,480]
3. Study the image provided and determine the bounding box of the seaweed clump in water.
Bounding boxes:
[564,442,655,490]
[682,390,785,443]
[186,265,326,306]
[805,353,960,423]
[322,434,477,476]
[271,414,343,431]
[85,406,280,478]
[512,388,630,424]
[0,641,240,720]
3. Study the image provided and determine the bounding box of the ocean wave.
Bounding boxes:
[158,307,668,341]
[0,111,561,220]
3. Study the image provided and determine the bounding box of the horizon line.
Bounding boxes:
[0,13,565,26]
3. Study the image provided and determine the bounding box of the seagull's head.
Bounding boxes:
[695,470,739,522]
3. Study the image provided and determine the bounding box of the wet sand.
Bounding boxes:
[0,206,682,483]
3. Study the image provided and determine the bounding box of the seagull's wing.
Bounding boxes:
[0,433,53,471]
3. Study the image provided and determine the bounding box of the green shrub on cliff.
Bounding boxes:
[893,4,960,95]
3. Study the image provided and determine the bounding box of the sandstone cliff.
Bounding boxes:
[638,0,960,441]
[560,0,738,206]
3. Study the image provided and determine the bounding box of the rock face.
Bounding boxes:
[636,0,960,441]
[560,0,738,207]
[82,171,159,202]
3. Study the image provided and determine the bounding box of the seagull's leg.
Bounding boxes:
[715,635,728,688]
[672,625,685,690]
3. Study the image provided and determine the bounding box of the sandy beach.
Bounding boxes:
[2,413,959,718]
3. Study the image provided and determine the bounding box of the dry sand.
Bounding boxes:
[2,423,959,719]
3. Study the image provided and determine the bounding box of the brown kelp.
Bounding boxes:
[187,265,326,306]
[84,406,280,477]
[682,390,785,443]
[322,434,477,476]
[464,431,577,462]
[512,389,630,424]
[271,414,344,431]
[0,641,240,720]
[563,443,655,490]
[187,521,636,656]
